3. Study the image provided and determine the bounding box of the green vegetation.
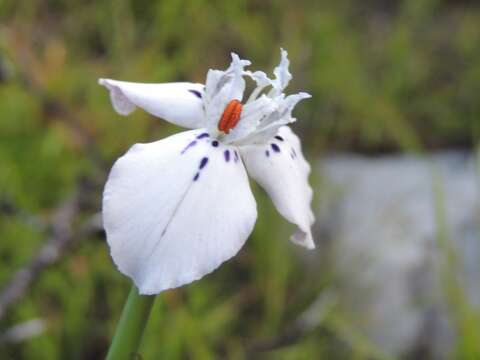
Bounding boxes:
[0,0,478,359]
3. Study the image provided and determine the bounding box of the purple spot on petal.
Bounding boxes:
[265,150,270,157]
[271,143,281,153]
[224,150,230,162]
[199,157,209,169]
[196,133,209,139]
[274,135,284,141]
[292,148,297,157]
[212,140,219,147]
[193,172,200,181]
[181,140,197,154]
[189,89,202,99]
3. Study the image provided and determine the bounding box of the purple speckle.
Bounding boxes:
[193,172,200,181]
[212,140,219,147]
[224,150,230,162]
[265,150,270,157]
[274,135,284,141]
[271,143,281,153]
[234,151,239,162]
[199,157,209,169]
[196,133,209,139]
[292,148,297,158]
[181,140,197,154]
[189,89,202,99]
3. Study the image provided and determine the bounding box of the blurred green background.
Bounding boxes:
[0,0,479,359]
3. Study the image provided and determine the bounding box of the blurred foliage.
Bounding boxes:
[0,0,478,359]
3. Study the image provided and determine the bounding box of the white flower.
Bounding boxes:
[99,49,315,295]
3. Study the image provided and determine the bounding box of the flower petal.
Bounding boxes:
[99,79,206,129]
[234,92,311,145]
[270,48,292,96]
[103,130,257,294]
[239,126,315,249]
[204,53,251,132]
[222,94,277,144]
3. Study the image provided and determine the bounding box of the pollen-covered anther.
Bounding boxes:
[218,99,243,134]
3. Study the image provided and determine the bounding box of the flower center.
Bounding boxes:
[218,99,243,134]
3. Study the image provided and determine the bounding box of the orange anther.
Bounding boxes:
[218,99,243,134]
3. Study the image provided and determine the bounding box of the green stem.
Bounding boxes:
[106,285,156,360]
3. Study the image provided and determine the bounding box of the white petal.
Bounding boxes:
[204,53,251,131]
[271,48,292,94]
[222,95,277,144]
[239,126,315,249]
[226,53,250,101]
[245,70,272,103]
[279,92,312,118]
[103,130,257,294]
[247,70,271,89]
[99,79,206,129]
[236,92,312,145]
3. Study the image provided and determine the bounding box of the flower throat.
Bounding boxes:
[218,100,243,134]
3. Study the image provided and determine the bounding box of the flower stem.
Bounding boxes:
[106,285,156,360]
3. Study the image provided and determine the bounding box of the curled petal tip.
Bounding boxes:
[290,227,316,249]
[299,92,312,99]
[252,71,269,84]
[280,48,289,62]
[230,52,251,66]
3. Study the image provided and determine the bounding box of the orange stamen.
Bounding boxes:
[218,99,243,134]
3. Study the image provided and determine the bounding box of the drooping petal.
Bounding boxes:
[99,79,206,129]
[239,126,315,249]
[103,130,257,294]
